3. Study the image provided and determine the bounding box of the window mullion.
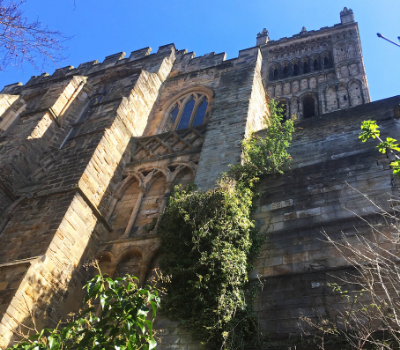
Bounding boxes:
[188,95,202,127]
[173,99,185,130]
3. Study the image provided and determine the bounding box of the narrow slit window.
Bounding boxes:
[283,66,289,77]
[193,98,208,127]
[314,59,319,71]
[303,62,309,73]
[177,96,195,130]
[164,104,179,132]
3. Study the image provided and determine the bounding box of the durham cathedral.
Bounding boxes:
[0,7,399,349]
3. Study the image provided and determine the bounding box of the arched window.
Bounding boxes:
[313,59,319,71]
[273,68,279,80]
[177,96,195,130]
[303,96,315,119]
[283,66,289,77]
[324,56,329,68]
[303,61,309,74]
[293,64,299,76]
[163,92,210,132]
[60,94,104,148]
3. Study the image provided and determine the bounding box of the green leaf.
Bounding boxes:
[148,339,157,350]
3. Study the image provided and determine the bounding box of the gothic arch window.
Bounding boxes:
[303,61,309,74]
[324,56,329,68]
[60,93,104,148]
[313,59,319,71]
[303,96,315,119]
[293,64,299,76]
[162,90,213,133]
[283,65,289,78]
[273,68,279,80]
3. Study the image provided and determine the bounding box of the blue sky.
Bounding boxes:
[1,0,399,101]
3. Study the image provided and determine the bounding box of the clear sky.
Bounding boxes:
[0,0,399,101]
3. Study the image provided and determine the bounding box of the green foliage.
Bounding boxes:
[158,100,295,349]
[359,120,400,179]
[242,100,295,176]
[9,263,161,350]
[359,120,380,142]
[376,137,400,154]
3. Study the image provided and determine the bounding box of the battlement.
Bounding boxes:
[1,44,176,93]
[261,8,356,47]
[2,42,263,93]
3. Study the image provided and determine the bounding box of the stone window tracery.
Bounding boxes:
[163,92,211,132]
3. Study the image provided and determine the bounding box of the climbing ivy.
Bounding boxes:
[158,100,295,349]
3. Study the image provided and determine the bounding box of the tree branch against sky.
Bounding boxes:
[0,0,68,72]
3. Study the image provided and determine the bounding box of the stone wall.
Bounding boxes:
[253,95,400,339]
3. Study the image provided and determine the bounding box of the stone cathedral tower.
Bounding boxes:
[0,7,399,349]
[259,7,370,120]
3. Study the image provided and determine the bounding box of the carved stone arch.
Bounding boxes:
[95,251,117,278]
[114,173,144,200]
[347,78,363,90]
[291,58,300,77]
[269,62,281,81]
[170,164,197,186]
[337,64,350,78]
[117,246,144,263]
[107,175,143,238]
[347,79,364,106]
[300,56,310,74]
[282,60,290,78]
[299,92,319,119]
[140,167,171,188]
[311,53,321,72]
[156,85,215,134]
[106,173,144,222]
[132,170,169,237]
[321,50,333,68]
[324,84,338,112]
[337,82,349,108]
[346,40,357,58]
[335,42,347,62]
[115,246,144,281]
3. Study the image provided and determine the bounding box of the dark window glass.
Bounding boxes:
[177,96,195,130]
[273,68,278,80]
[324,57,329,67]
[313,59,319,71]
[269,68,274,80]
[192,98,208,127]
[303,62,309,73]
[293,64,298,76]
[283,66,289,77]
[303,96,315,118]
[164,104,179,132]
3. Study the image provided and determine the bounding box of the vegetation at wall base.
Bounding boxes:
[158,101,295,349]
[8,261,162,350]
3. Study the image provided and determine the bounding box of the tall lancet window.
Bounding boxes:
[177,96,195,130]
[192,97,208,127]
[162,90,212,132]
[164,104,179,132]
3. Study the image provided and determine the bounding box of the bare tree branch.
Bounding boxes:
[0,0,69,71]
